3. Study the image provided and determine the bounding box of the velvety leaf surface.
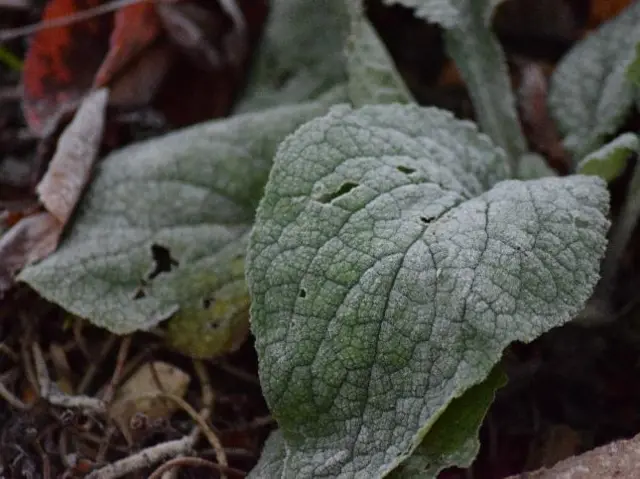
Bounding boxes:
[549,2,640,161]
[19,99,336,345]
[388,366,506,478]
[382,0,526,165]
[345,0,413,106]
[235,0,350,112]
[247,104,609,477]
[578,132,639,181]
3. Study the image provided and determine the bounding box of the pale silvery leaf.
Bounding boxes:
[250,430,287,478]
[627,42,640,86]
[236,0,350,113]
[19,99,336,341]
[381,0,505,29]
[516,153,558,180]
[247,104,609,477]
[345,0,413,106]
[382,0,526,166]
[578,132,639,182]
[388,367,506,478]
[549,2,640,161]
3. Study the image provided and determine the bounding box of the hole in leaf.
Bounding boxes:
[420,216,433,224]
[317,181,359,203]
[299,288,306,298]
[132,287,146,300]
[208,321,220,330]
[397,165,415,175]
[147,244,179,280]
[201,297,214,309]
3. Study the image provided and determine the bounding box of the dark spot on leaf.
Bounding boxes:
[420,216,433,224]
[147,244,179,280]
[397,165,415,175]
[201,297,213,309]
[208,321,220,330]
[316,181,359,203]
[299,288,306,298]
[132,287,146,300]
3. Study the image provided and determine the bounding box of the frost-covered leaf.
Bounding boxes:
[381,0,504,29]
[389,366,506,478]
[626,42,640,86]
[19,99,335,343]
[247,104,609,477]
[250,430,287,478]
[345,0,413,106]
[236,0,350,113]
[549,2,640,162]
[383,0,526,165]
[516,153,558,180]
[578,132,639,181]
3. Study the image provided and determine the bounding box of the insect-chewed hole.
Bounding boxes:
[316,181,359,203]
[397,165,416,175]
[147,244,179,280]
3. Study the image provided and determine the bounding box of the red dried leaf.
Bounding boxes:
[22,0,111,137]
[94,1,163,87]
[22,0,269,136]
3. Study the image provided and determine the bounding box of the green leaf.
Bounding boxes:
[382,0,503,29]
[383,0,526,169]
[516,153,558,180]
[250,430,287,478]
[549,2,640,162]
[236,0,350,113]
[388,366,506,478]
[577,132,639,181]
[626,42,640,87]
[19,99,336,347]
[247,104,609,477]
[345,0,413,106]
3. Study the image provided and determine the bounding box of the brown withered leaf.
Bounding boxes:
[0,88,107,297]
[0,212,60,296]
[109,361,190,443]
[37,88,108,225]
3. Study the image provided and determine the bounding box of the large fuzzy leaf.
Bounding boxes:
[549,2,640,162]
[246,104,609,477]
[382,0,526,165]
[19,96,341,353]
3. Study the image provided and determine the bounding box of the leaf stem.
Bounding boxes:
[444,3,527,172]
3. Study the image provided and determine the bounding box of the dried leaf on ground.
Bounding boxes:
[21,0,269,134]
[21,0,110,137]
[109,361,190,442]
[37,88,108,226]
[0,88,107,297]
[0,212,60,296]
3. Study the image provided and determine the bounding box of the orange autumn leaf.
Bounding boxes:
[21,0,111,137]
[588,0,635,27]
[21,0,269,135]
[94,1,163,88]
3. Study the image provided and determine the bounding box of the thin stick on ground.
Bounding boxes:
[77,334,117,394]
[85,435,196,479]
[0,0,150,42]
[32,342,106,414]
[0,374,29,410]
[140,390,229,471]
[148,456,246,479]
[101,335,131,405]
[160,360,216,479]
